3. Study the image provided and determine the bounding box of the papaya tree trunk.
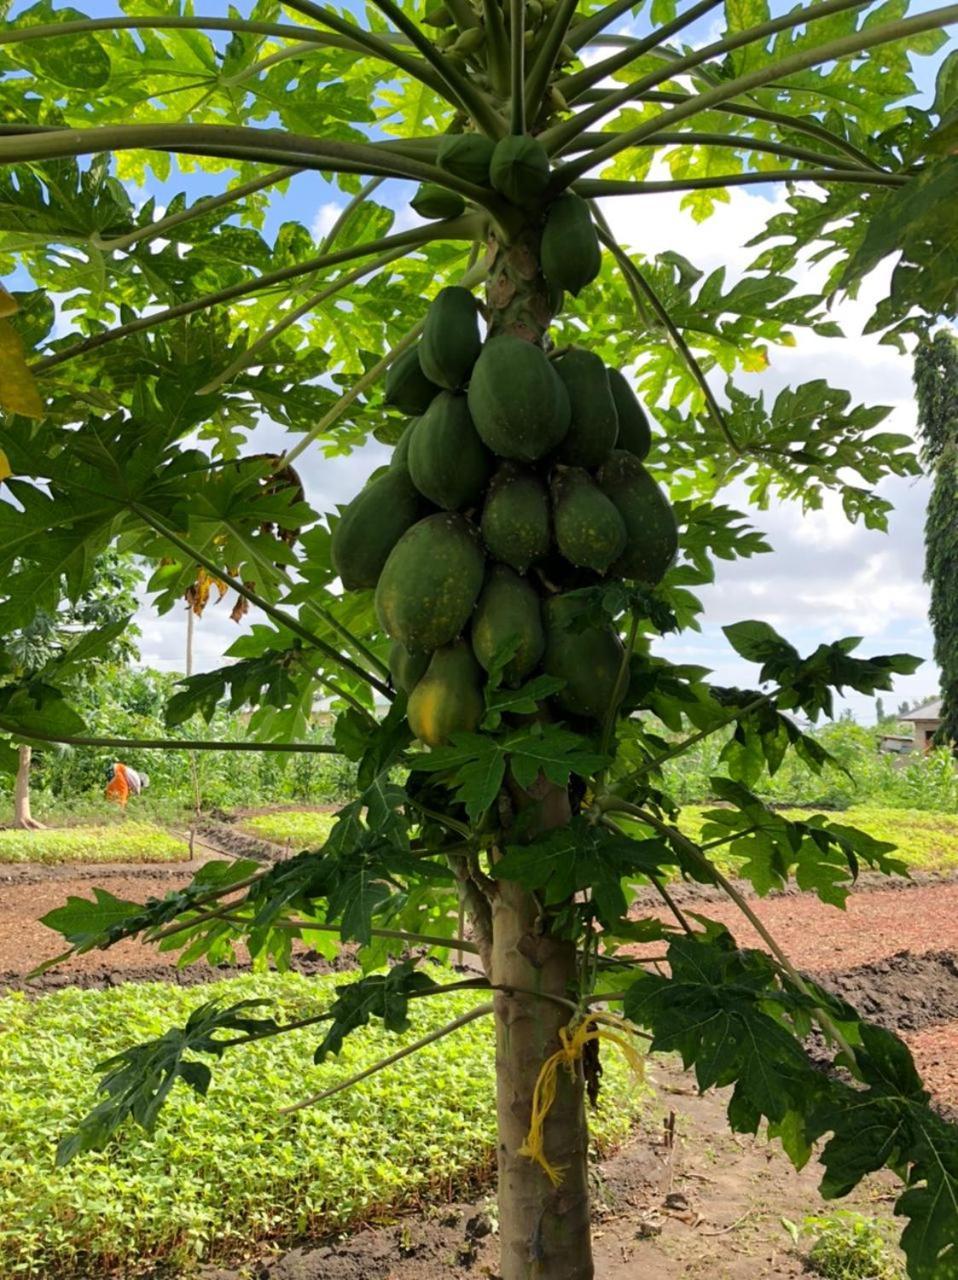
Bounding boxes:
[480,229,594,1280]
[14,744,43,829]
[491,877,594,1280]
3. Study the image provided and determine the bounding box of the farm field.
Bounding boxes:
[240,808,337,847]
[0,803,955,1277]
[679,804,958,872]
[0,970,643,1278]
[238,803,958,873]
[0,821,189,864]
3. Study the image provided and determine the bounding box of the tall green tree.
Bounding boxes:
[914,329,958,747]
[2,551,141,827]
[1,4,957,1279]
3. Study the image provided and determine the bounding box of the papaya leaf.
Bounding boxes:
[56,999,280,1165]
[624,933,822,1133]
[839,158,958,322]
[410,724,607,822]
[37,859,262,962]
[0,682,88,740]
[482,673,565,732]
[40,888,147,953]
[313,961,439,1062]
[810,1025,958,1279]
[10,2,112,90]
[494,820,677,928]
[698,777,906,904]
[723,624,922,720]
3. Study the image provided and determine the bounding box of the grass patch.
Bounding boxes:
[800,1211,903,1279]
[242,810,336,847]
[677,804,958,875]
[0,821,188,864]
[0,970,646,1277]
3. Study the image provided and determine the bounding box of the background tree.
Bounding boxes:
[2,551,141,827]
[0,3,957,1279]
[914,328,958,747]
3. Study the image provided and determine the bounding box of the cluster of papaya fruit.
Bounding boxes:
[331,138,677,748]
[331,293,676,747]
[411,132,602,299]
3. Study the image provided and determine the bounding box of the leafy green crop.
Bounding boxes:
[678,805,958,875]
[253,803,958,882]
[0,972,644,1277]
[0,822,187,864]
[242,811,337,846]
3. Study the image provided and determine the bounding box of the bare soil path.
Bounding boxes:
[638,879,958,971]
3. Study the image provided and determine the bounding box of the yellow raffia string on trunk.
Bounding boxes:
[518,1010,646,1187]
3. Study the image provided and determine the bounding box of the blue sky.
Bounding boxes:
[7,1,954,721]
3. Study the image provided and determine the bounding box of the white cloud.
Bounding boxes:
[599,178,935,716]
[310,200,345,241]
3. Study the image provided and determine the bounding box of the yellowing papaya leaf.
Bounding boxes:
[0,284,18,319]
[0,449,11,482]
[0,318,44,418]
[185,566,228,616]
[741,347,770,373]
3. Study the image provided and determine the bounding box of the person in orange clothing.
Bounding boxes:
[104,762,150,808]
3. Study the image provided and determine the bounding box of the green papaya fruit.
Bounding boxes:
[541,194,601,296]
[552,466,627,573]
[407,640,485,747]
[489,135,550,206]
[423,2,454,24]
[554,348,619,469]
[420,286,482,391]
[471,564,545,685]
[467,334,570,461]
[545,85,568,114]
[331,468,427,591]
[480,463,551,573]
[410,183,466,220]
[597,450,677,584]
[375,512,485,652]
[408,392,492,510]
[390,417,418,472]
[384,344,441,416]
[542,593,625,721]
[607,368,651,460]
[389,640,430,695]
[449,25,485,55]
[437,132,496,186]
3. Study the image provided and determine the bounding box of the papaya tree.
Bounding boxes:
[0,3,957,1278]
